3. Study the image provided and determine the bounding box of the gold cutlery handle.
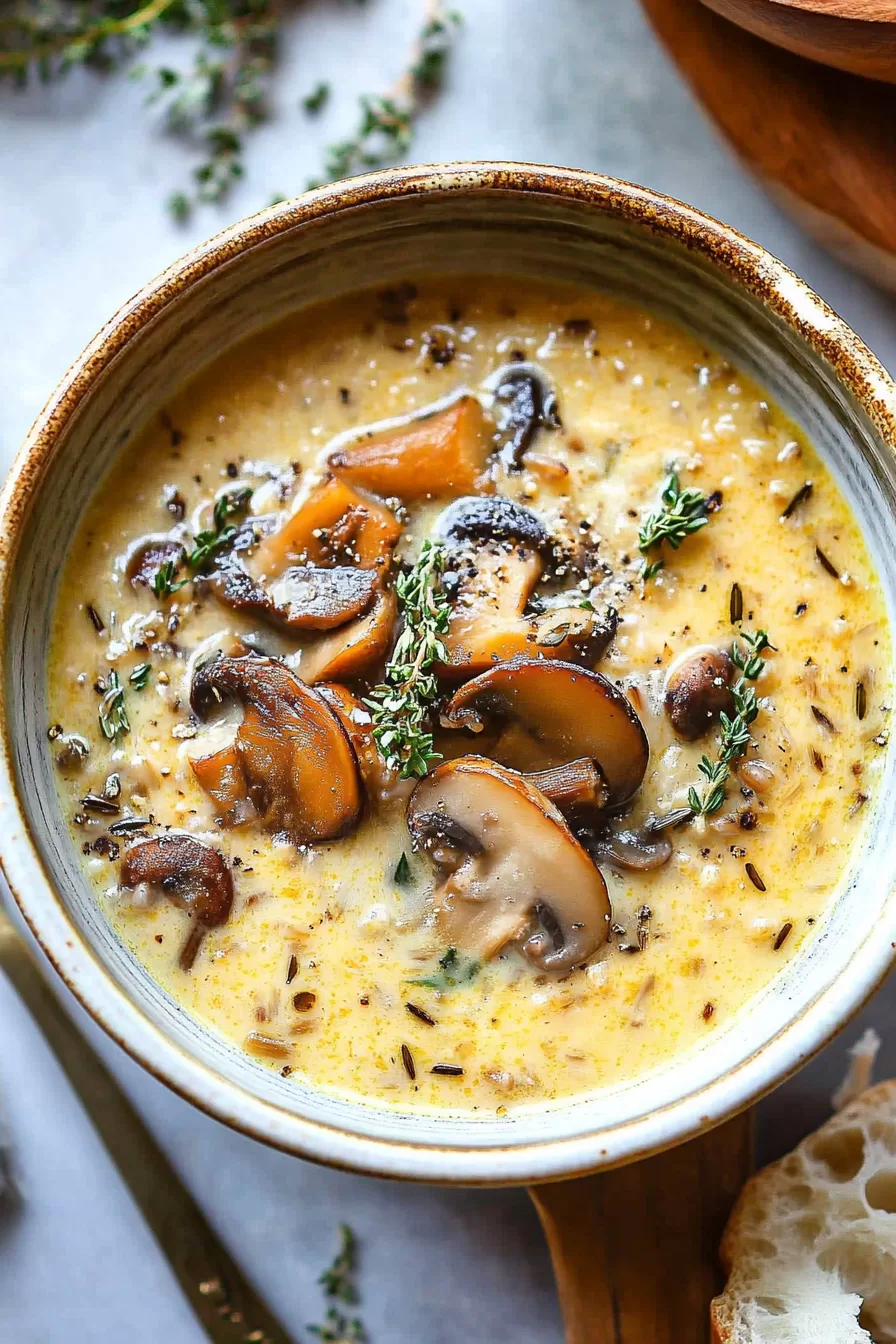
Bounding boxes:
[0,904,295,1344]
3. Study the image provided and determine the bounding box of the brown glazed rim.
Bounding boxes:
[2,162,896,1184]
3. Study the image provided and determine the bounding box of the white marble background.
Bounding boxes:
[1,1,895,1339]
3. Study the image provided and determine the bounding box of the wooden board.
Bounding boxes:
[530,1111,753,1343]
[642,0,896,293]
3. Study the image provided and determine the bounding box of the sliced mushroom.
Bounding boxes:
[190,743,255,826]
[212,557,377,634]
[665,645,735,740]
[434,494,551,552]
[327,397,491,500]
[249,476,402,580]
[190,655,361,843]
[583,825,673,872]
[120,834,234,970]
[442,657,649,805]
[298,588,398,685]
[525,758,609,815]
[434,496,613,675]
[317,682,410,804]
[126,535,187,589]
[407,756,611,974]
[490,365,561,470]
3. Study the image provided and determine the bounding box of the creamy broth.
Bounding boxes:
[47,280,890,1114]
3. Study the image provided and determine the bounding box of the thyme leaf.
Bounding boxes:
[98,670,130,740]
[129,662,152,690]
[151,559,188,600]
[365,539,450,779]
[409,946,480,992]
[638,470,710,581]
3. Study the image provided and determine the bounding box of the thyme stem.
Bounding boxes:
[365,539,450,779]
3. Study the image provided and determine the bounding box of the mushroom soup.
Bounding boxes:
[48,280,890,1113]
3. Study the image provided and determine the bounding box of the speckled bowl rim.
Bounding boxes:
[2,162,896,1185]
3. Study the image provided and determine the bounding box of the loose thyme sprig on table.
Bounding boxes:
[308,1224,366,1344]
[3,0,460,216]
[688,629,776,817]
[365,539,450,779]
[638,470,710,581]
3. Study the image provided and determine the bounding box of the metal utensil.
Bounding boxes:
[0,901,295,1344]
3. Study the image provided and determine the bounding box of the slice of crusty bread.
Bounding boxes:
[711,1080,896,1343]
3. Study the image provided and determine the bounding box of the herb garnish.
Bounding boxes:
[410,946,480,992]
[303,81,330,114]
[309,1224,365,1343]
[687,629,776,816]
[98,670,130,740]
[4,0,459,216]
[152,486,251,597]
[393,851,413,885]
[129,663,152,690]
[151,560,187,601]
[638,470,710,581]
[187,486,252,570]
[365,540,450,778]
[312,11,460,187]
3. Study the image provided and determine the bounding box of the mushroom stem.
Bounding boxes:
[525,758,609,814]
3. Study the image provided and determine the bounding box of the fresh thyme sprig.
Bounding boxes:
[311,9,460,187]
[638,470,710,581]
[308,1225,366,1344]
[688,629,776,816]
[365,539,450,779]
[4,0,459,216]
[151,485,251,599]
[98,669,130,740]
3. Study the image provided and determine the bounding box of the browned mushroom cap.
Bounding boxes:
[317,682,410,805]
[190,655,361,843]
[298,588,398,685]
[407,757,610,974]
[250,476,402,579]
[442,657,649,805]
[120,834,234,970]
[328,397,491,500]
[434,497,614,675]
[665,645,735,740]
[126,535,187,589]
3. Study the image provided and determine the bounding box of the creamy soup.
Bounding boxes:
[48,280,890,1114]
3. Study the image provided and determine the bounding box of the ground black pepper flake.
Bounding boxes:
[855,681,867,721]
[729,582,743,625]
[702,1002,714,1021]
[400,1043,416,1080]
[431,1064,464,1076]
[780,481,813,519]
[745,862,766,892]
[293,991,316,1012]
[86,604,105,633]
[811,748,825,772]
[406,1002,436,1026]
[286,954,298,984]
[773,922,793,951]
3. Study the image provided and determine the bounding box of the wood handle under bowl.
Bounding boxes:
[529,1111,753,1343]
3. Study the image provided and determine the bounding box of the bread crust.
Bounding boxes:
[710,1080,896,1343]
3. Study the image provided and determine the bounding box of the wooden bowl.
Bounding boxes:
[700,0,896,81]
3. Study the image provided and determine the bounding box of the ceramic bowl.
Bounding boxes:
[2,163,895,1184]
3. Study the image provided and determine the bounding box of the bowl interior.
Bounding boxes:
[4,173,896,1181]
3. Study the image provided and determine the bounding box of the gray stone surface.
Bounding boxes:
[1,1,895,1339]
